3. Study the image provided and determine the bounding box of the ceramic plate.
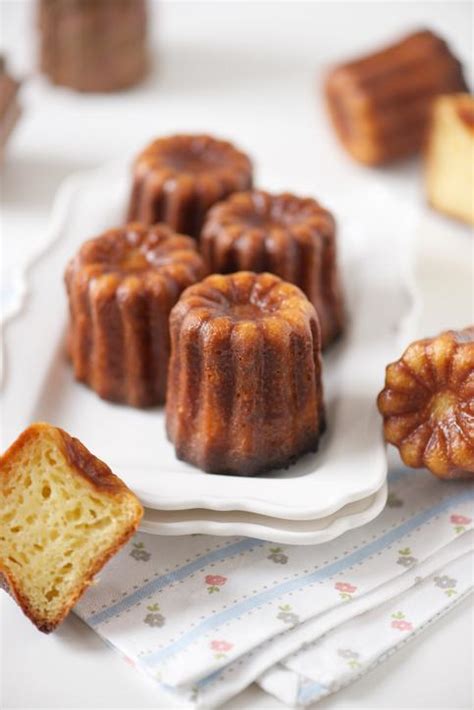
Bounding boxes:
[139,482,388,545]
[1,161,419,520]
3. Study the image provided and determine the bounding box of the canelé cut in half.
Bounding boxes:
[166,272,325,476]
[0,423,143,632]
[325,29,467,165]
[127,134,253,238]
[65,223,206,407]
[201,190,344,348]
[425,93,474,225]
[377,328,474,479]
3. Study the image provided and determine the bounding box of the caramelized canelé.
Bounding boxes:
[38,0,148,92]
[377,328,474,479]
[325,29,467,165]
[201,190,344,348]
[128,134,253,238]
[0,423,142,632]
[166,271,325,476]
[65,223,206,407]
[425,93,474,225]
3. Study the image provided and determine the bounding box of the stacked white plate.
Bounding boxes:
[1,163,419,544]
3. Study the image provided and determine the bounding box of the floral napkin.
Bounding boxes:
[74,466,473,708]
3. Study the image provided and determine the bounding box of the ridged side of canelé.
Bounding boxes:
[65,224,206,407]
[377,327,474,479]
[38,0,148,92]
[166,272,325,476]
[127,135,253,238]
[325,29,467,165]
[201,191,344,348]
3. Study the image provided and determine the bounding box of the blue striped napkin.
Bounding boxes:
[74,467,473,707]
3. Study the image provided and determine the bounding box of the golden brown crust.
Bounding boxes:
[377,328,474,479]
[456,104,474,131]
[0,423,125,495]
[0,423,143,633]
[201,190,344,348]
[325,29,467,165]
[166,272,325,476]
[65,223,206,407]
[127,134,253,237]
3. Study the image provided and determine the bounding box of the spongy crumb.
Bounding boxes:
[0,426,141,630]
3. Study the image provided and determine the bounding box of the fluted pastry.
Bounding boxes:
[425,93,474,225]
[65,223,206,407]
[201,190,344,348]
[377,328,474,479]
[166,271,325,476]
[127,134,253,238]
[38,0,148,92]
[325,29,467,165]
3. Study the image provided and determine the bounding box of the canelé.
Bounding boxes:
[201,190,344,348]
[325,29,467,165]
[166,271,325,476]
[0,55,21,160]
[38,0,148,92]
[0,422,142,632]
[127,134,253,238]
[65,223,206,407]
[377,327,474,479]
[425,93,474,225]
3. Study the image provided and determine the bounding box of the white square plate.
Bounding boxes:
[1,161,418,520]
[139,482,388,545]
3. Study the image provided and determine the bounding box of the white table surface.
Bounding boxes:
[0,1,473,708]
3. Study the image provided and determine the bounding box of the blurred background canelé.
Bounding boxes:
[325,29,468,165]
[37,0,149,92]
[0,55,21,160]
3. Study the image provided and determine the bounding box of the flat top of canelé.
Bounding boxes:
[172,271,319,331]
[134,134,252,182]
[66,223,205,289]
[203,190,334,242]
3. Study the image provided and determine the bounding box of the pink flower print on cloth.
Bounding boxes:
[205,575,227,594]
[210,639,233,659]
[450,514,472,534]
[335,581,357,601]
[391,611,413,631]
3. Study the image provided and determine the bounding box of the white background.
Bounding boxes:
[0,1,473,708]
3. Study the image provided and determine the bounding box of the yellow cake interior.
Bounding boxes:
[0,426,140,630]
[426,93,474,225]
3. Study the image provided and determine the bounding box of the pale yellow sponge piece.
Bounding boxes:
[0,423,143,632]
[425,93,474,225]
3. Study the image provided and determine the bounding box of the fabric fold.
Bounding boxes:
[73,468,474,707]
